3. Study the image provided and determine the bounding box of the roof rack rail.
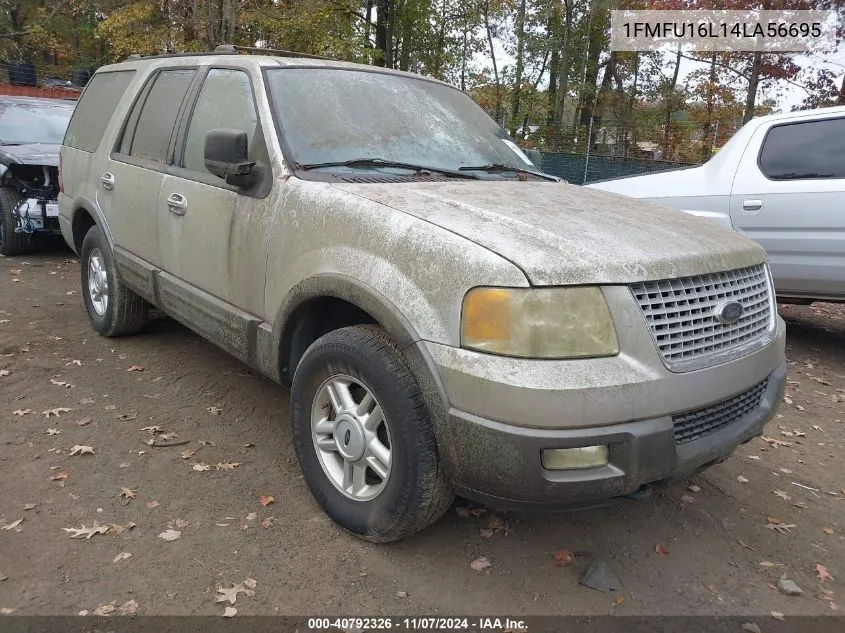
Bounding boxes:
[214,44,336,61]
[124,45,336,63]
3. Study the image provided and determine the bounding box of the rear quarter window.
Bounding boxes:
[64,70,135,152]
[758,118,845,180]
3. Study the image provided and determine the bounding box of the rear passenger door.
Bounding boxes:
[730,116,845,299]
[105,68,196,267]
[156,67,269,318]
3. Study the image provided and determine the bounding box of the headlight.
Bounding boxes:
[461,287,619,359]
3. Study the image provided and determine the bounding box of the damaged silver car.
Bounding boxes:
[59,47,786,541]
[0,96,74,255]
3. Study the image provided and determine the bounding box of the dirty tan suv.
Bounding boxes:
[58,47,787,542]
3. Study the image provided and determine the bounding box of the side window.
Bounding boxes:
[64,70,135,152]
[182,69,258,174]
[120,69,195,163]
[759,118,845,180]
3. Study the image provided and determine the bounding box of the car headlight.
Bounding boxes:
[461,287,619,359]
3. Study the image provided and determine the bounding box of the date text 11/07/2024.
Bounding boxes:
[307,617,528,631]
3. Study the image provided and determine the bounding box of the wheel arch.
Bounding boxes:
[68,197,113,254]
[271,274,422,385]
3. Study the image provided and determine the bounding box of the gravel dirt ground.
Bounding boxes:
[0,249,842,617]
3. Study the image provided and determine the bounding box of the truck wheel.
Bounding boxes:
[0,187,33,256]
[291,325,454,542]
[80,224,149,336]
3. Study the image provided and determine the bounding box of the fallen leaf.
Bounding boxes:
[215,581,254,604]
[1,518,23,531]
[823,527,834,535]
[43,407,72,418]
[815,564,834,583]
[13,409,32,416]
[767,516,781,525]
[146,500,159,509]
[259,495,274,507]
[215,462,240,470]
[396,591,408,598]
[113,552,132,563]
[741,623,761,633]
[766,522,797,534]
[222,607,237,618]
[157,529,181,542]
[69,445,94,456]
[654,543,669,556]
[127,365,144,372]
[0,608,17,614]
[23,503,37,511]
[261,517,274,529]
[762,436,792,447]
[78,397,95,404]
[707,584,718,594]
[118,599,138,615]
[120,488,136,500]
[104,404,117,411]
[63,522,109,539]
[206,406,223,415]
[179,449,196,459]
[170,518,189,530]
[479,528,495,539]
[75,418,91,426]
[92,602,116,616]
[192,463,211,472]
[159,432,177,440]
[46,428,61,435]
[243,578,257,590]
[747,455,761,460]
[50,471,69,487]
[760,561,784,568]
[771,611,784,621]
[615,594,625,607]
[737,475,749,483]
[106,521,136,535]
[68,360,82,367]
[470,557,491,571]
[49,379,73,389]
[245,512,257,521]
[773,490,792,502]
[688,484,701,493]
[0,370,8,377]
[552,549,572,566]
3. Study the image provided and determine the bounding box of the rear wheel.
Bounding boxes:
[291,325,453,542]
[0,187,32,256]
[80,224,149,336]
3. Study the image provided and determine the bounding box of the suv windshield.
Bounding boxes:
[0,100,74,145]
[265,68,543,177]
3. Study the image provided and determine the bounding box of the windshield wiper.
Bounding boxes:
[297,158,479,179]
[458,163,557,181]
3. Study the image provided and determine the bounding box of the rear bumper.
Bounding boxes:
[442,361,786,510]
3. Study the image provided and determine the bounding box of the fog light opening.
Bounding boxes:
[542,445,609,470]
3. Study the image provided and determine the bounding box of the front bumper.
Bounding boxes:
[440,361,785,509]
[424,287,787,508]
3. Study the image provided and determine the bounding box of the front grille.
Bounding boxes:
[630,264,774,371]
[673,378,769,444]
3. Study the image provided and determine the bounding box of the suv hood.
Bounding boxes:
[332,180,764,285]
[0,143,60,166]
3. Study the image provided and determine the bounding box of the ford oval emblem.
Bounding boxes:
[714,300,744,325]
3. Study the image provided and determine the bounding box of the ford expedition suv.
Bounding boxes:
[59,47,786,542]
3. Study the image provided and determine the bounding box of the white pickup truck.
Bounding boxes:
[588,106,845,304]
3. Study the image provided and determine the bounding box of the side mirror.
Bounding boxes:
[204,128,255,185]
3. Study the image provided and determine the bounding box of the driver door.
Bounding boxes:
[155,67,269,359]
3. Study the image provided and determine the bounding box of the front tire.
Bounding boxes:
[0,187,32,256]
[291,325,453,542]
[80,225,149,336]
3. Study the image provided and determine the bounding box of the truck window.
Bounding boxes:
[182,69,258,174]
[64,70,135,153]
[759,118,845,180]
[120,69,195,164]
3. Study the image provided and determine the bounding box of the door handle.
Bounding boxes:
[100,172,115,190]
[742,199,763,211]
[166,193,187,216]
